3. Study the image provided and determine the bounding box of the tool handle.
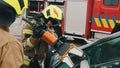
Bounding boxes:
[22,18,33,26]
[42,31,57,46]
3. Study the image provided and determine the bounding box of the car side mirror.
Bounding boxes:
[80,60,90,68]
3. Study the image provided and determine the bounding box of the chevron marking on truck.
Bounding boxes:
[103,14,109,28]
[109,19,115,29]
[94,18,102,27]
[93,14,102,27]
[92,15,119,29]
[101,19,109,28]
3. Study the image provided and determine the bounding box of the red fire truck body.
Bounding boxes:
[63,0,120,40]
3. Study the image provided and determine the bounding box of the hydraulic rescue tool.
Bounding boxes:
[22,18,87,67]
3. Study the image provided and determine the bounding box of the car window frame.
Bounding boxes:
[84,36,120,68]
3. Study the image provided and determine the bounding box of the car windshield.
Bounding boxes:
[86,37,120,65]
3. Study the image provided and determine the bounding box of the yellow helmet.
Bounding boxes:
[0,0,28,15]
[42,5,63,22]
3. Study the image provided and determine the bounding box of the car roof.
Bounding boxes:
[80,31,120,49]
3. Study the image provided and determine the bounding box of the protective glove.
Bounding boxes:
[22,18,46,38]
[32,23,45,38]
[29,56,40,68]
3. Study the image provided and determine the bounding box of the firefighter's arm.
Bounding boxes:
[22,19,37,42]
[47,27,58,38]
[22,23,33,42]
[22,22,40,50]
[27,27,57,48]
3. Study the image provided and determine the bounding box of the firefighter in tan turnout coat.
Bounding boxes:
[22,5,63,68]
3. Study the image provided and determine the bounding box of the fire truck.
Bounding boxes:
[63,0,120,41]
[27,0,120,41]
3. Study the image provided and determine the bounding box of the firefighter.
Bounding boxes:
[0,0,28,68]
[22,5,63,68]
